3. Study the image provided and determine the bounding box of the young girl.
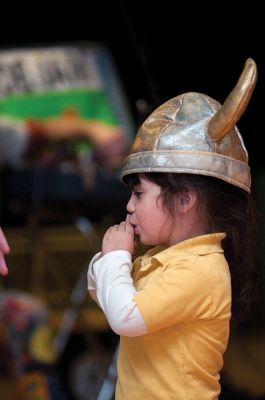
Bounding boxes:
[87,58,259,399]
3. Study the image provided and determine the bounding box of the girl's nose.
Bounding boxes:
[126,195,134,214]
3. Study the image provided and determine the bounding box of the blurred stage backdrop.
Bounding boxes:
[0,43,133,400]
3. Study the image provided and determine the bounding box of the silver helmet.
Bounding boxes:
[121,58,257,192]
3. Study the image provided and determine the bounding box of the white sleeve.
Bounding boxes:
[87,250,147,337]
[87,252,101,304]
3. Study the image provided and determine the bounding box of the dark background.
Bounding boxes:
[0,0,263,169]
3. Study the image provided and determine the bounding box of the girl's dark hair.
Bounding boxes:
[124,172,260,320]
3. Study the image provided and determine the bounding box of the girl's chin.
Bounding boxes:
[139,237,152,246]
[136,232,156,246]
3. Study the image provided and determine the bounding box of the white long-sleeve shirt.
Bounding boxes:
[87,250,147,336]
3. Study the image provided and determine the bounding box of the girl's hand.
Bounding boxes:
[102,215,135,255]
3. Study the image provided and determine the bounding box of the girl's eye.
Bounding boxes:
[133,191,142,198]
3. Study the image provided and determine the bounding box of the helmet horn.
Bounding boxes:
[208,58,257,142]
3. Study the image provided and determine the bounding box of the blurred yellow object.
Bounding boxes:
[29,324,57,364]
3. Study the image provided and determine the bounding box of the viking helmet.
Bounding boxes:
[121,58,257,192]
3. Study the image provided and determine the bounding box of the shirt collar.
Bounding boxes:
[151,233,226,265]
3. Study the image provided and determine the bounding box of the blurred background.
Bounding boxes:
[0,1,264,399]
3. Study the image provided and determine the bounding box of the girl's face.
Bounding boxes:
[126,176,176,246]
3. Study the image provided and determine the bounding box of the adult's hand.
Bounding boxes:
[0,228,10,276]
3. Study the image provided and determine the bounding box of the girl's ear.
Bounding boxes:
[177,190,197,214]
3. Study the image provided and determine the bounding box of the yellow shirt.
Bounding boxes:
[115,233,231,400]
